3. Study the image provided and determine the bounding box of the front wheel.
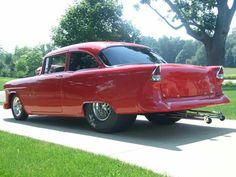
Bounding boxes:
[11,95,28,120]
[145,113,180,125]
[85,103,136,133]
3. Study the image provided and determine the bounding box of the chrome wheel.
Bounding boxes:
[85,103,136,133]
[12,96,23,117]
[92,102,111,121]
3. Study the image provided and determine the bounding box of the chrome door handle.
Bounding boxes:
[55,74,63,78]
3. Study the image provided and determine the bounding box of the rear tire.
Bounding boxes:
[145,113,180,125]
[85,103,136,133]
[11,95,28,120]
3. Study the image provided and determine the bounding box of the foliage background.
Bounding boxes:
[1,29,236,78]
[0,0,236,78]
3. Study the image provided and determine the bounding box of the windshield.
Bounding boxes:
[99,46,167,66]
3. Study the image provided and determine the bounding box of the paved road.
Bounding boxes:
[0,91,4,102]
[1,108,236,177]
[224,79,236,84]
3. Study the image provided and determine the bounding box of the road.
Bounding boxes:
[224,79,236,84]
[0,91,4,102]
[1,108,236,177]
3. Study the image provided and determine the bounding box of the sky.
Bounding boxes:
[0,0,235,52]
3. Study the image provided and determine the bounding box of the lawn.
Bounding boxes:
[224,67,236,79]
[201,84,236,119]
[0,131,164,177]
[0,77,16,91]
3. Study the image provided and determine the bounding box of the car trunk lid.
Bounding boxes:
[159,64,216,99]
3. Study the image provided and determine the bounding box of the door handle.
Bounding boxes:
[55,74,63,78]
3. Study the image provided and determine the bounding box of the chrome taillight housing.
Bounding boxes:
[151,65,161,81]
[216,66,224,80]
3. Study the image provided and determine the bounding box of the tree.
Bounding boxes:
[155,36,184,63]
[140,36,186,63]
[140,0,236,66]
[187,45,207,65]
[14,47,44,77]
[12,45,54,78]
[52,0,140,47]
[232,46,236,66]
[225,28,236,66]
[15,59,28,78]
[0,44,54,78]
[175,40,201,63]
[0,49,13,77]
[139,36,159,52]
[38,44,56,56]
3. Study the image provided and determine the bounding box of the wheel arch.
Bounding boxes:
[4,90,16,109]
[82,101,117,117]
[8,92,29,115]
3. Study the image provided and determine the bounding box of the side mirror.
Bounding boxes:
[35,67,42,75]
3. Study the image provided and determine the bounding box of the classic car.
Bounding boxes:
[3,42,230,132]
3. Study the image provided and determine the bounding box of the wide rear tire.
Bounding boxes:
[85,103,136,133]
[11,95,28,120]
[145,113,180,125]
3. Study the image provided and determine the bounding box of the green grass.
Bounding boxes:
[224,67,236,79]
[201,85,236,119]
[0,131,164,177]
[0,77,16,91]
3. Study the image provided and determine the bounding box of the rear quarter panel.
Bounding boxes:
[62,65,156,116]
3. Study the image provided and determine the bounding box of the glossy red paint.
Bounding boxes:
[3,42,230,117]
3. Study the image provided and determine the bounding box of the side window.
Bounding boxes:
[44,54,66,74]
[69,52,98,71]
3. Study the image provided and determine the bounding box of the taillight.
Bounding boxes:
[216,66,224,80]
[151,65,161,81]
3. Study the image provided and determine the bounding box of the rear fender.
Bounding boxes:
[79,65,156,115]
[207,66,224,95]
[82,101,115,117]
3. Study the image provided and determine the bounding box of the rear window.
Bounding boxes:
[99,46,166,66]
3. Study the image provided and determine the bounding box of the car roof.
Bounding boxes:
[45,41,148,57]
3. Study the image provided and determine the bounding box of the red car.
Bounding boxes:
[3,42,229,132]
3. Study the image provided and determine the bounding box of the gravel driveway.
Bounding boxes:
[1,108,236,177]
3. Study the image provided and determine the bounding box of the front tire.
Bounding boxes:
[85,103,136,133]
[11,95,28,120]
[145,113,180,125]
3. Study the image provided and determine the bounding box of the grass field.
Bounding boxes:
[224,67,236,79]
[0,131,164,177]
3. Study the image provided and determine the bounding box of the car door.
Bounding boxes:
[62,52,99,115]
[30,53,67,113]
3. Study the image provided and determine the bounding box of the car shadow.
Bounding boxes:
[4,116,236,151]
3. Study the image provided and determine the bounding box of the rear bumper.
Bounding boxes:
[140,95,230,113]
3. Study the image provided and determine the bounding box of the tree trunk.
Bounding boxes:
[204,34,226,66]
